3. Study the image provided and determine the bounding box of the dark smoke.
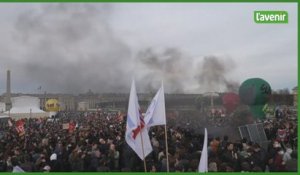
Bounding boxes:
[13,4,132,93]
[2,4,240,94]
[196,56,239,93]
[224,80,240,93]
[136,48,192,93]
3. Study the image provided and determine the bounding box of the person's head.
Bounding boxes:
[150,165,157,172]
[13,149,20,156]
[91,143,98,150]
[110,144,115,151]
[208,162,218,172]
[273,140,281,148]
[116,135,121,141]
[99,138,105,144]
[43,165,51,172]
[107,138,113,144]
[50,153,57,161]
[227,143,234,151]
[242,142,249,150]
[277,149,284,156]
[286,147,293,154]
[253,143,261,152]
[94,150,101,158]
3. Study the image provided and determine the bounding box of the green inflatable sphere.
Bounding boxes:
[239,78,271,105]
[249,105,266,119]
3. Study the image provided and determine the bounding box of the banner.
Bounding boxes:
[62,123,69,130]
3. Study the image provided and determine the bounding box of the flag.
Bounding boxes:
[262,103,274,115]
[144,83,166,127]
[198,128,208,172]
[125,80,152,160]
[15,119,25,136]
[69,121,76,133]
[8,119,13,127]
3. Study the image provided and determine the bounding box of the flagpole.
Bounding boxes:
[164,124,170,172]
[161,81,169,172]
[138,123,147,172]
[24,134,26,150]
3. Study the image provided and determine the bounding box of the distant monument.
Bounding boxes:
[5,70,12,111]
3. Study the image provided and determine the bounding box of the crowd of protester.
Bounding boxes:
[0,106,297,172]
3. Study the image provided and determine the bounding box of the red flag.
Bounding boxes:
[16,119,25,136]
[68,122,76,133]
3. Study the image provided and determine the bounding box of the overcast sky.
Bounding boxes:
[0,3,297,94]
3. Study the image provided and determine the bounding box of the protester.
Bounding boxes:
[0,107,297,172]
[11,157,25,173]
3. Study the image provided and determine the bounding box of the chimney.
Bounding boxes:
[5,70,12,111]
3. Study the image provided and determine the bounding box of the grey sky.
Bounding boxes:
[0,3,297,94]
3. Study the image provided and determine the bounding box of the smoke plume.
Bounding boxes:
[13,4,132,93]
[196,56,239,93]
[136,48,193,93]
[1,4,239,94]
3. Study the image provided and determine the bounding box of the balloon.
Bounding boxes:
[239,78,272,119]
[239,78,271,105]
[222,92,240,113]
[45,99,60,112]
[249,105,265,119]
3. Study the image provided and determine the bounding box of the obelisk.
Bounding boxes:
[5,70,12,111]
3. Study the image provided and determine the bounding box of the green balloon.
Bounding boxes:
[239,78,271,105]
[250,105,266,119]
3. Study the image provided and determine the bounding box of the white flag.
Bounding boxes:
[125,80,153,160]
[144,83,166,127]
[8,119,13,127]
[198,128,208,172]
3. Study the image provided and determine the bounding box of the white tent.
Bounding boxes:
[0,115,9,119]
[0,102,5,113]
[4,96,49,119]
